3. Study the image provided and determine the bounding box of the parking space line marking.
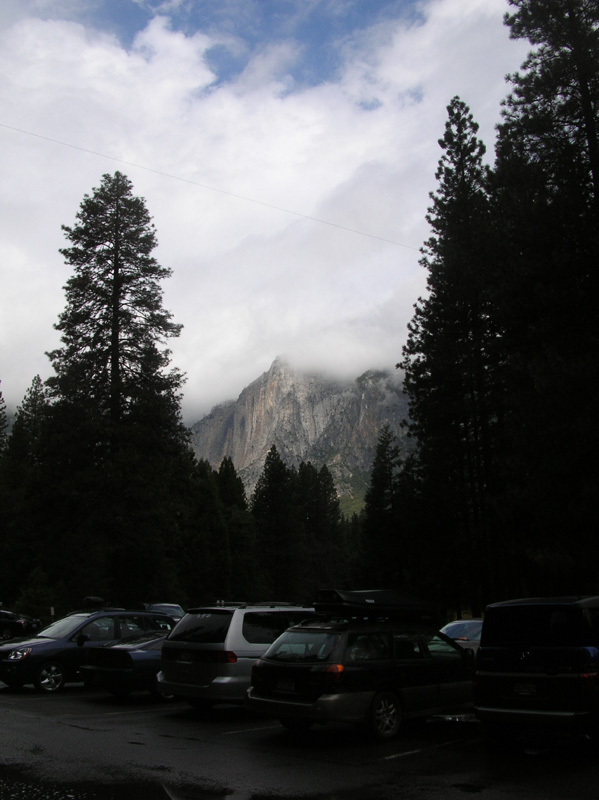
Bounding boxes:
[382,737,476,760]
[222,724,281,735]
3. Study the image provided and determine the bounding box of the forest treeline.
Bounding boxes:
[1,0,598,619]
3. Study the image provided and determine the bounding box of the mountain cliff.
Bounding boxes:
[189,357,410,511]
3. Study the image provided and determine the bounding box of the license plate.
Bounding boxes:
[178,652,192,663]
[277,679,295,694]
[513,682,537,696]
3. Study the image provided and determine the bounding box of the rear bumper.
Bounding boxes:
[475,705,594,729]
[156,670,249,703]
[246,687,375,723]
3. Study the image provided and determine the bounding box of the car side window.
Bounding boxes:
[150,615,175,632]
[422,633,462,659]
[243,612,290,644]
[80,617,116,642]
[118,616,147,638]
[393,634,423,659]
[345,633,391,661]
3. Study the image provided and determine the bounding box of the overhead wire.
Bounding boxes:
[0,122,420,251]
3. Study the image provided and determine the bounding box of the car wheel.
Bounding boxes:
[1,627,12,641]
[280,717,313,732]
[367,691,402,740]
[35,662,66,693]
[150,676,175,701]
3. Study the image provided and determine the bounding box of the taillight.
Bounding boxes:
[217,651,237,663]
[325,664,344,676]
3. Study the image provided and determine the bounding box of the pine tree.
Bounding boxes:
[0,376,51,603]
[251,446,304,599]
[399,98,501,609]
[491,0,599,593]
[39,172,193,603]
[362,426,402,585]
[0,381,7,454]
[216,457,259,600]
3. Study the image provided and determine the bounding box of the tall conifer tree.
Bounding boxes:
[41,172,192,603]
[399,98,501,609]
[490,0,599,592]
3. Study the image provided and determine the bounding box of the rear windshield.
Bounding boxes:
[481,606,598,647]
[167,610,233,643]
[264,630,339,662]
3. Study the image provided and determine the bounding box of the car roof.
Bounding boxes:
[487,596,599,609]
[287,617,438,634]
[186,603,313,613]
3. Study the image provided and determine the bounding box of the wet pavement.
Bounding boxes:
[0,766,226,800]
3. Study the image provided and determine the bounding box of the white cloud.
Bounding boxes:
[0,0,528,422]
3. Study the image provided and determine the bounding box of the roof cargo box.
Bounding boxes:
[314,590,440,625]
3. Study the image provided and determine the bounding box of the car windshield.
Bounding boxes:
[36,614,92,639]
[264,630,339,662]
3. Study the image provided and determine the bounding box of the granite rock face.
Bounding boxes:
[189,357,409,508]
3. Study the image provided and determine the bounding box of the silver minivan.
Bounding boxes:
[157,603,314,708]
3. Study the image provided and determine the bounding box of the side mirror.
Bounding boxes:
[76,633,89,647]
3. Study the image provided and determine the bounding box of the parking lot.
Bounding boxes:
[1,683,599,800]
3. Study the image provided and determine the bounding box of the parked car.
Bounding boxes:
[146,603,185,620]
[440,619,483,653]
[246,589,474,740]
[0,609,175,692]
[474,595,599,736]
[0,610,42,641]
[157,602,315,708]
[82,632,172,698]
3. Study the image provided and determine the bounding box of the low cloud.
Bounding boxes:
[0,0,528,422]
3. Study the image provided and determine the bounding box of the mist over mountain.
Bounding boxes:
[189,357,410,511]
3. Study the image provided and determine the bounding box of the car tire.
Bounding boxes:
[151,677,175,701]
[1,627,12,641]
[280,717,313,732]
[367,691,402,740]
[35,661,66,693]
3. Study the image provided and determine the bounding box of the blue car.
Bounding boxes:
[0,609,175,692]
[82,632,173,698]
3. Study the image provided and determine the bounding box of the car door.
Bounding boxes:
[419,632,473,710]
[392,632,439,713]
[64,616,118,677]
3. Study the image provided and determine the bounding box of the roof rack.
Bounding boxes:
[314,589,440,625]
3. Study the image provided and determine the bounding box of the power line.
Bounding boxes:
[0,122,420,251]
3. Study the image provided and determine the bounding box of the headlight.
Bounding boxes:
[8,647,32,661]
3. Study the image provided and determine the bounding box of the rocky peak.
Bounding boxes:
[189,358,409,511]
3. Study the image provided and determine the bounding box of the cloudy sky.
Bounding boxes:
[0,0,529,423]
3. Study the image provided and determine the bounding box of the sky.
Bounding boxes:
[0,0,529,424]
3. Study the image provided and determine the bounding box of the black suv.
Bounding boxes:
[246,590,474,739]
[474,595,599,735]
[0,609,175,692]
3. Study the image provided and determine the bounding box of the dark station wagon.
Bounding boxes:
[246,590,474,739]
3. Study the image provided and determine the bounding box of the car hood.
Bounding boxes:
[0,635,55,652]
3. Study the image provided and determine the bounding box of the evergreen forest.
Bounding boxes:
[1,1,598,621]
